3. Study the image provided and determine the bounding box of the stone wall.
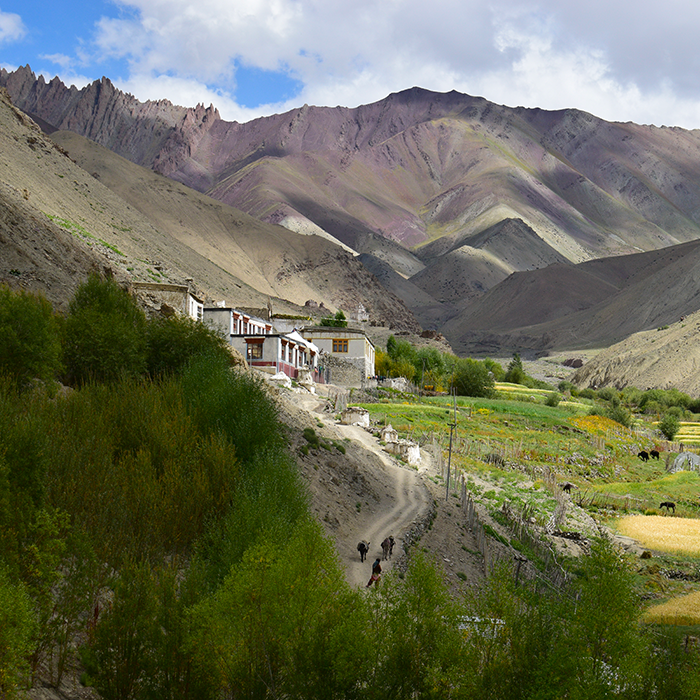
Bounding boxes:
[324,355,365,387]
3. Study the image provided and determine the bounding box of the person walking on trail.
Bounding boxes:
[366,557,382,587]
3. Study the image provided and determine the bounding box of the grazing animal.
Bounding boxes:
[381,535,395,560]
[650,449,660,460]
[561,482,576,494]
[357,540,370,562]
[660,501,676,514]
[638,450,650,462]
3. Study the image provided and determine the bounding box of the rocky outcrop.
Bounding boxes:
[0,65,220,174]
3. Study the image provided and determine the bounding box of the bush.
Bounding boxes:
[146,314,231,378]
[597,386,618,403]
[545,392,561,407]
[504,353,526,385]
[63,274,147,384]
[319,311,347,327]
[659,413,680,441]
[0,285,62,390]
[303,427,320,449]
[451,358,495,398]
[0,568,36,699]
[605,403,632,428]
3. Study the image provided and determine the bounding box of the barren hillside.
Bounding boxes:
[0,87,418,329]
[7,67,700,344]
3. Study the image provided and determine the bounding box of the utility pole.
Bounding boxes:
[445,389,456,501]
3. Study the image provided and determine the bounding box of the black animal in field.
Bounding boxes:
[357,540,370,562]
[659,501,676,514]
[650,449,660,460]
[561,482,576,494]
[638,450,649,462]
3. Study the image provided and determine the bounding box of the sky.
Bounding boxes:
[2,0,700,128]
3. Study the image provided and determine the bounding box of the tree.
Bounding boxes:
[0,568,36,699]
[0,285,62,390]
[659,412,680,441]
[63,274,147,384]
[504,353,526,385]
[451,358,495,398]
[145,314,231,378]
[565,537,645,698]
[364,553,467,698]
[319,310,348,327]
[188,520,363,699]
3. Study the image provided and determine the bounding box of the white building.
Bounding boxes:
[300,326,375,385]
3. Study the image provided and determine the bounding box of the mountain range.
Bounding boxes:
[5,65,700,390]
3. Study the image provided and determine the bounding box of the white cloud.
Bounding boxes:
[81,0,700,127]
[115,73,277,122]
[0,9,26,44]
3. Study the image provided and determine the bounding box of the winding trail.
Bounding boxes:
[293,390,431,588]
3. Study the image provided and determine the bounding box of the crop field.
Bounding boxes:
[353,389,700,628]
[643,591,700,625]
[672,421,700,446]
[615,515,700,555]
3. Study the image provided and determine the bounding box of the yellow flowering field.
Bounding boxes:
[616,515,700,555]
[570,414,625,436]
[643,591,700,625]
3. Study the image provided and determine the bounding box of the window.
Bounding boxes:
[247,342,263,360]
[332,339,349,353]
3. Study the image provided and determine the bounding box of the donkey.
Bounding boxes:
[660,501,676,514]
[357,540,370,562]
[381,536,395,560]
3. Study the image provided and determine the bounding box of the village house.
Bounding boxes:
[300,326,375,386]
[132,281,204,321]
[203,306,322,382]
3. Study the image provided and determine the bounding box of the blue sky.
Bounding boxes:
[2,0,700,127]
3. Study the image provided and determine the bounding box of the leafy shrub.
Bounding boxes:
[0,284,62,390]
[146,315,231,378]
[659,413,680,441]
[319,310,348,327]
[302,427,320,449]
[451,358,495,398]
[63,274,147,384]
[578,388,597,400]
[0,568,36,699]
[179,354,282,465]
[545,392,561,407]
[558,380,577,396]
[597,386,618,403]
[606,403,632,428]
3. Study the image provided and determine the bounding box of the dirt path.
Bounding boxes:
[290,389,431,588]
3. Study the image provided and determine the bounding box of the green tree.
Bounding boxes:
[504,353,527,385]
[605,403,632,428]
[0,285,62,390]
[319,310,348,327]
[451,358,495,398]
[364,553,467,699]
[63,274,147,384]
[483,357,505,382]
[0,568,37,699]
[145,314,231,378]
[659,412,680,441]
[188,520,362,699]
[565,537,645,699]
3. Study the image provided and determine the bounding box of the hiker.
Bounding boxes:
[366,557,382,587]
